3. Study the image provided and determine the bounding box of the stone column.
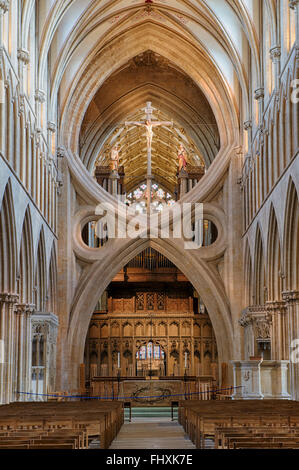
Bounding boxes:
[110,171,120,196]
[0,1,10,46]
[266,301,288,360]
[254,88,264,125]
[231,360,264,399]
[14,304,26,401]
[179,169,188,198]
[14,303,35,401]
[25,305,35,398]
[244,120,252,155]
[270,46,281,92]
[17,48,30,93]
[34,90,46,135]
[0,293,19,403]
[282,290,299,400]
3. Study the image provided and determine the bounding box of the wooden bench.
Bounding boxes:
[179,400,299,449]
[0,401,123,449]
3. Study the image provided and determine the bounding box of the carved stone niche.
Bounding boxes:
[31,312,59,397]
[239,306,272,360]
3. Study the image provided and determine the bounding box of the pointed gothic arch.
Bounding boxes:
[66,236,233,390]
[244,238,253,306]
[0,179,17,293]
[267,205,282,301]
[254,225,266,305]
[34,227,47,311]
[283,178,299,291]
[18,206,34,304]
[46,243,57,314]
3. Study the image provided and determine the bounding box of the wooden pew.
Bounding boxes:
[0,401,123,449]
[179,400,299,449]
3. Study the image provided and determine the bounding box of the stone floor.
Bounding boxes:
[109,417,196,449]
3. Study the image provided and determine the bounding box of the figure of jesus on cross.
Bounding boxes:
[125,102,173,213]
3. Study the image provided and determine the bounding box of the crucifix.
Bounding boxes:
[125,102,173,213]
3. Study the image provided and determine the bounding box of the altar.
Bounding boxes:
[88,376,216,406]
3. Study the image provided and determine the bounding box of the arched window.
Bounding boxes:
[126,182,175,213]
[136,342,165,360]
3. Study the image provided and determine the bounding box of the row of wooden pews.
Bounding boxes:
[179,400,299,449]
[0,401,123,449]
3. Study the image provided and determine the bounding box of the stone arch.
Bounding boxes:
[283,178,299,291]
[65,237,234,390]
[60,23,239,152]
[267,205,282,301]
[244,238,253,306]
[46,243,57,314]
[34,227,47,311]
[0,179,17,292]
[18,206,34,304]
[253,224,266,305]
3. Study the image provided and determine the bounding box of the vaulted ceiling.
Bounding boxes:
[79,50,219,192]
[30,0,276,189]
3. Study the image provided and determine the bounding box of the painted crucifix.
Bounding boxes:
[125,102,173,212]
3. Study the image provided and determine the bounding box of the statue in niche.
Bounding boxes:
[110,145,120,171]
[177,143,188,172]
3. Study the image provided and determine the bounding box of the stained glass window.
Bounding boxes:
[126,182,175,213]
[136,342,165,360]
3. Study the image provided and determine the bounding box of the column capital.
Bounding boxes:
[0,1,9,13]
[265,300,287,314]
[244,120,252,131]
[15,303,35,315]
[34,89,46,103]
[239,311,253,328]
[289,0,299,9]
[240,306,272,339]
[0,293,19,304]
[282,290,299,303]
[234,145,243,157]
[254,87,264,101]
[270,45,281,63]
[56,146,65,158]
[17,48,30,65]
[47,121,56,133]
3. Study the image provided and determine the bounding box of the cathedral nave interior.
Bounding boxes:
[0,0,298,452]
